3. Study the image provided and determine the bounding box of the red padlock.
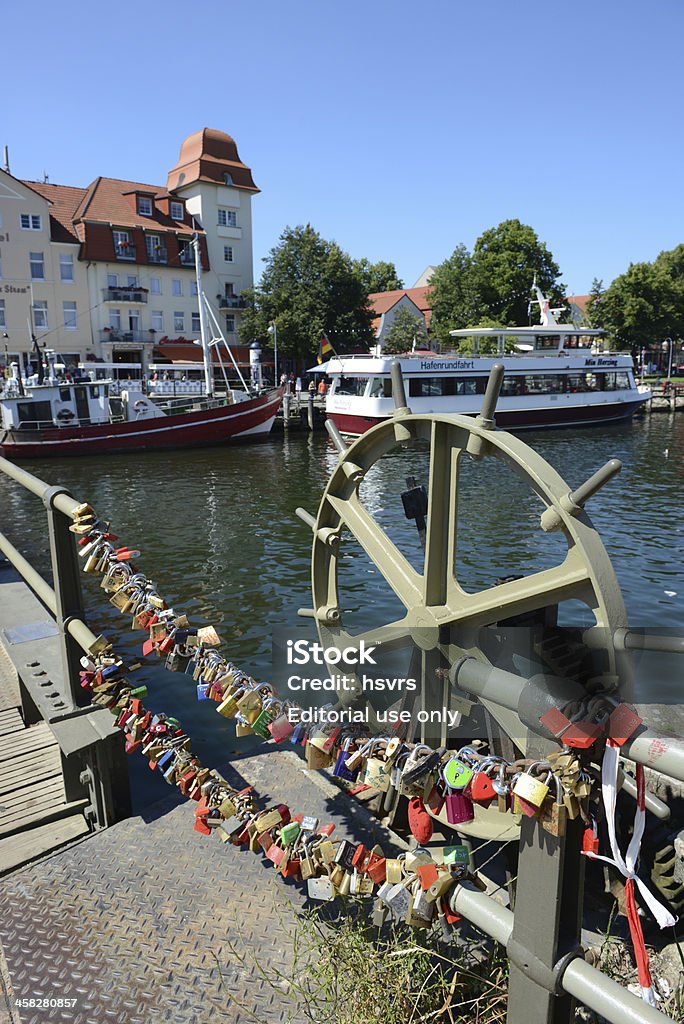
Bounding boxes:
[469,771,497,806]
[408,796,434,843]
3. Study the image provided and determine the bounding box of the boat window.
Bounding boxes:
[565,374,598,393]
[501,376,525,396]
[59,387,72,402]
[523,374,564,394]
[17,401,52,426]
[369,377,392,398]
[335,376,367,396]
[92,386,100,399]
[408,376,485,398]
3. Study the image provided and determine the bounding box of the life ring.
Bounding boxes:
[56,409,75,422]
[134,399,147,410]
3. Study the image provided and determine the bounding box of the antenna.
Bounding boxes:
[3,146,9,174]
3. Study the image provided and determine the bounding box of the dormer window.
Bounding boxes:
[170,201,184,221]
[137,196,153,216]
[223,172,233,186]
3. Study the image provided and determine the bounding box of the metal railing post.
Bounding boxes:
[42,485,89,709]
[506,740,585,1024]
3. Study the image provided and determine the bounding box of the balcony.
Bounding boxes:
[114,245,136,261]
[100,329,153,345]
[102,287,148,304]
[218,296,247,309]
[147,246,168,265]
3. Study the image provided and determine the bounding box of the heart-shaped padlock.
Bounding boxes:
[469,771,497,805]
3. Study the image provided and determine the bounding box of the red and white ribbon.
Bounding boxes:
[583,741,677,1006]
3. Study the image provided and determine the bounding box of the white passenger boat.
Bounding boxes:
[324,283,651,436]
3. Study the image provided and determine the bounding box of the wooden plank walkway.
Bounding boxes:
[0,647,89,875]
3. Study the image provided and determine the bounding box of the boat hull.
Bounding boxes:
[0,390,283,459]
[327,397,649,437]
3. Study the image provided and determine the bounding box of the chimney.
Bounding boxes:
[3,146,9,174]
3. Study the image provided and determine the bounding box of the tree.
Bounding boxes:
[382,305,428,354]
[471,219,565,326]
[590,259,684,349]
[355,258,404,294]
[428,244,486,347]
[584,278,604,328]
[239,225,374,366]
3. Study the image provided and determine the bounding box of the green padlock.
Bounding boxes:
[442,757,473,790]
[443,844,470,866]
[279,821,301,846]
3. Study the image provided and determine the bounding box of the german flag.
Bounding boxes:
[317,331,333,364]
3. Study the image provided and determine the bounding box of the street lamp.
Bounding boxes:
[267,322,278,385]
[662,337,673,379]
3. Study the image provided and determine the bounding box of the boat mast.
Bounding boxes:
[191,234,214,398]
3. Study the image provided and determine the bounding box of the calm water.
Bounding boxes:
[1,414,682,805]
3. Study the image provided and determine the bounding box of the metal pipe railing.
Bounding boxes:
[0,455,80,517]
[451,884,672,1024]
[451,656,684,785]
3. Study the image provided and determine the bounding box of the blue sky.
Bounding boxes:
[5,0,683,295]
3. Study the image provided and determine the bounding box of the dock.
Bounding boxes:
[0,565,90,876]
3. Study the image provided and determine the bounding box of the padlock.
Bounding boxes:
[511,764,551,810]
[417,863,439,891]
[443,844,470,867]
[582,818,600,855]
[251,698,281,739]
[305,740,333,769]
[401,744,444,791]
[280,821,301,846]
[406,880,434,927]
[333,738,359,781]
[425,782,445,814]
[607,703,643,746]
[366,854,387,885]
[408,795,434,844]
[268,712,295,742]
[384,881,412,921]
[538,776,568,837]
[307,876,335,901]
[385,857,405,884]
[444,788,475,825]
[363,740,391,792]
[427,871,456,904]
[442,757,473,790]
[469,769,498,806]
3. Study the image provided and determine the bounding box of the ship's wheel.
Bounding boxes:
[299,364,631,838]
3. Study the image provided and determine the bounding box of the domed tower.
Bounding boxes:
[167,129,259,338]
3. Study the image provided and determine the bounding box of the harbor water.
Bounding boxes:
[1,413,682,807]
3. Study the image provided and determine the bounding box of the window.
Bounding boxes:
[113,230,133,258]
[0,300,5,328]
[174,311,184,332]
[137,196,153,216]
[151,311,164,332]
[190,281,198,296]
[146,235,166,263]
[33,300,48,329]
[60,254,74,282]
[63,301,77,329]
[170,201,184,220]
[172,279,182,296]
[337,376,368,397]
[218,209,237,227]
[223,246,234,262]
[191,312,201,333]
[369,377,392,398]
[107,273,118,288]
[128,310,140,333]
[224,314,235,333]
[21,213,42,230]
[110,309,121,330]
[29,252,45,280]
[223,172,233,186]
[149,277,161,294]
[127,275,138,287]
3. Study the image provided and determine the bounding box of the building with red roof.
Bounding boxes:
[0,129,257,374]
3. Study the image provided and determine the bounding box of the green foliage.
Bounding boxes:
[382,305,428,354]
[471,219,565,325]
[355,258,404,293]
[429,222,565,345]
[220,903,509,1024]
[428,244,486,347]
[239,225,374,365]
[591,249,684,348]
[584,278,604,328]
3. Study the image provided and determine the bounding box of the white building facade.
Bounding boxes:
[0,129,258,375]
